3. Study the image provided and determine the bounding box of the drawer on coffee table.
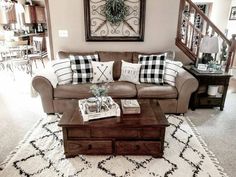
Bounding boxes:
[115,141,161,155]
[67,140,112,154]
[142,128,161,138]
[91,128,140,138]
[67,128,90,138]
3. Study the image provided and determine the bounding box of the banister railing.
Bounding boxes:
[176,0,236,72]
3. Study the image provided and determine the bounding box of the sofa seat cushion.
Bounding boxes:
[136,84,178,99]
[54,81,136,99]
[107,81,136,98]
[54,83,94,99]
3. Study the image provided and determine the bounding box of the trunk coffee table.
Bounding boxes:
[58,99,169,158]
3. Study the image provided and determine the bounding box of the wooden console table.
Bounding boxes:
[184,65,232,111]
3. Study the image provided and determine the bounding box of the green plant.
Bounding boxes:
[208,60,221,71]
[90,84,109,97]
[103,0,128,25]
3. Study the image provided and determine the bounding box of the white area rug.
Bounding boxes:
[0,115,228,177]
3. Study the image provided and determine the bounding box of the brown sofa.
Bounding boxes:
[32,51,198,114]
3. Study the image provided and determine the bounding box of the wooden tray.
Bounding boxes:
[78,97,120,122]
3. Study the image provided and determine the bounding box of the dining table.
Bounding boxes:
[0,41,34,78]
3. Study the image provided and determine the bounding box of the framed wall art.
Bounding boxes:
[229,6,236,20]
[84,0,146,41]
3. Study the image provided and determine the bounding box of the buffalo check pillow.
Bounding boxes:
[69,54,99,84]
[51,59,72,85]
[164,59,183,86]
[138,54,166,84]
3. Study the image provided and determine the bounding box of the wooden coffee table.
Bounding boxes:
[58,99,169,158]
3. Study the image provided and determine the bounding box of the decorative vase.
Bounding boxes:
[96,96,102,112]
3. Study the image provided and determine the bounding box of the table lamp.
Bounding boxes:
[199,35,219,64]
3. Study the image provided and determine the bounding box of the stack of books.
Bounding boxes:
[121,99,141,114]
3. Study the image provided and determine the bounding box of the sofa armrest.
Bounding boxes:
[34,68,58,88]
[175,67,198,113]
[32,76,54,113]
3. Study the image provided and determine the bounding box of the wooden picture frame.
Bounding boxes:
[84,0,146,41]
[229,6,236,20]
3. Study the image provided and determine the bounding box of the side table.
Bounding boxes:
[184,65,232,111]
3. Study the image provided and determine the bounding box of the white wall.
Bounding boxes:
[48,0,180,58]
[193,0,232,32]
[227,0,236,37]
[227,0,236,67]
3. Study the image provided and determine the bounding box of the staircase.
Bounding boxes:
[176,0,236,72]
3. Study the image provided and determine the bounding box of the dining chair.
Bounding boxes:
[0,41,19,73]
[4,41,19,59]
[0,57,4,71]
[4,40,33,78]
[28,37,47,68]
[0,40,5,70]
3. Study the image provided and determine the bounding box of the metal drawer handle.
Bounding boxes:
[88,144,92,150]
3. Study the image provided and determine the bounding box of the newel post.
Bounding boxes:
[225,34,236,73]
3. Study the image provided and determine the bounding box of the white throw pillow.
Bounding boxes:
[119,60,141,84]
[91,61,114,83]
[164,59,183,86]
[51,59,72,85]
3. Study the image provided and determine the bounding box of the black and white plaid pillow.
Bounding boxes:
[138,54,166,84]
[70,54,98,84]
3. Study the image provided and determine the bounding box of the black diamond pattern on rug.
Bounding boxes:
[0,114,227,177]
[32,119,92,177]
[166,115,206,176]
[98,155,147,177]
[13,153,51,176]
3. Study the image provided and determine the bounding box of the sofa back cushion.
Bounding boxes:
[133,51,172,63]
[98,51,133,80]
[58,51,97,59]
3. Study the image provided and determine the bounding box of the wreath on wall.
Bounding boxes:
[103,0,128,24]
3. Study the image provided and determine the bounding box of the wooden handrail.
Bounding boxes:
[176,0,236,72]
[182,15,204,37]
[186,0,230,45]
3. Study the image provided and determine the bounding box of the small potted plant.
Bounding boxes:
[208,60,221,72]
[90,84,109,97]
[89,84,110,112]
